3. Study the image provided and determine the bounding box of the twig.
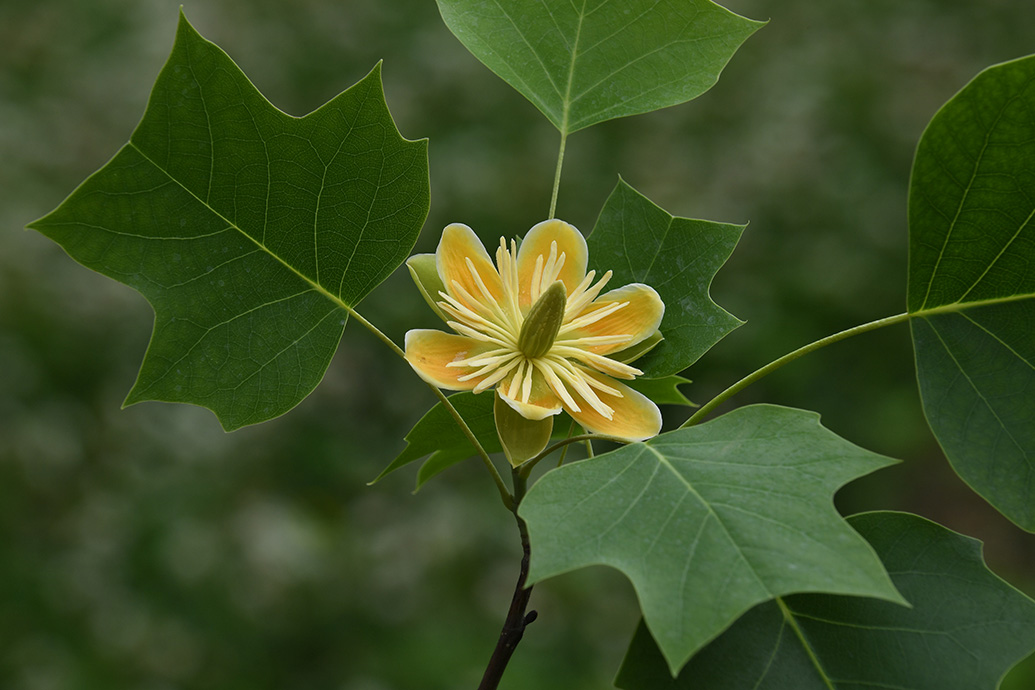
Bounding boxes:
[478,472,536,689]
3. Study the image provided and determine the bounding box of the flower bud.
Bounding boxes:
[517,280,566,359]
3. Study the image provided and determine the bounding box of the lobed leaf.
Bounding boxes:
[436,0,764,134]
[29,13,430,430]
[907,54,1035,530]
[616,511,1035,688]
[518,404,904,673]
[588,179,743,377]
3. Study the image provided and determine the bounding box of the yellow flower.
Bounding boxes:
[404,220,665,442]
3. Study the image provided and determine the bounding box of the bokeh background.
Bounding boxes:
[2,0,1034,688]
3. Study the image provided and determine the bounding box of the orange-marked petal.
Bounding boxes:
[516,220,588,309]
[565,368,662,442]
[404,329,497,390]
[498,365,563,420]
[436,223,504,312]
[563,283,664,355]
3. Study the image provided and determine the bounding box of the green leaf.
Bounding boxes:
[907,54,1035,530]
[625,375,696,407]
[588,179,743,377]
[28,13,429,431]
[436,0,764,134]
[616,511,1035,689]
[372,392,501,490]
[518,405,905,674]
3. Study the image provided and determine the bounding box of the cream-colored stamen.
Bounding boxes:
[560,300,628,333]
[465,257,514,331]
[549,357,614,418]
[470,357,522,393]
[565,270,612,318]
[533,359,581,413]
[553,334,633,348]
[506,359,527,401]
[551,345,642,379]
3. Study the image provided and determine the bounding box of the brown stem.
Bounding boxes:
[478,476,536,690]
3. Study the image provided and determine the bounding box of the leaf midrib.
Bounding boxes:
[918,63,1035,311]
[644,443,769,591]
[777,598,837,690]
[910,290,1035,316]
[558,0,588,137]
[127,140,354,316]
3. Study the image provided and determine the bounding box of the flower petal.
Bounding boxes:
[559,283,664,355]
[516,220,588,309]
[436,223,504,313]
[498,362,563,420]
[564,368,662,441]
[404,329,498,390]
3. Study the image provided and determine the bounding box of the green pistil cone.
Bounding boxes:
[518,281,566,359]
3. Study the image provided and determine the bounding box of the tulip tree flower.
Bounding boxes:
[405,220,665,445]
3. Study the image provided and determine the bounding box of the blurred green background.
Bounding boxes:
[2,0,1034,688]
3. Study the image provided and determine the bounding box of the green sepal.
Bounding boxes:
[495,391,554,467]
[406,253,448,322]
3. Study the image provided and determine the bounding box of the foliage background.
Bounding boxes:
[2,0,1033,688]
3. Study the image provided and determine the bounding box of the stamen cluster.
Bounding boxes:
[440,237,638,421]
[404,220,664,441]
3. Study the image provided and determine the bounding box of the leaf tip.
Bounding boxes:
[176,6,196,36]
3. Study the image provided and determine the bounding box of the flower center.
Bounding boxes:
[517,280,566,359]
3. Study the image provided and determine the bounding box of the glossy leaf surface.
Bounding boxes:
[617,511,1035,689]
[519,405,904,673]
[436,0,763,133]
[907,55,1035,530]
[588,179,743,377]
[29,13,430,430]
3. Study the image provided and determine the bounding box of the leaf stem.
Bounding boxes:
[556,419,577,467]
[518,432,628,474]
[548,131,568,219]
[682,311,911,427]
[344,305,406,359]
[345,306,513,508]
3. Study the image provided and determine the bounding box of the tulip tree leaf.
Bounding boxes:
[907,54,1035,530]
[616,511,1035,689]
[588,179,743,377]
[28,13,430,431]
[371,392,501,490]
[519,405,905,674]
[436,0,764,134]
